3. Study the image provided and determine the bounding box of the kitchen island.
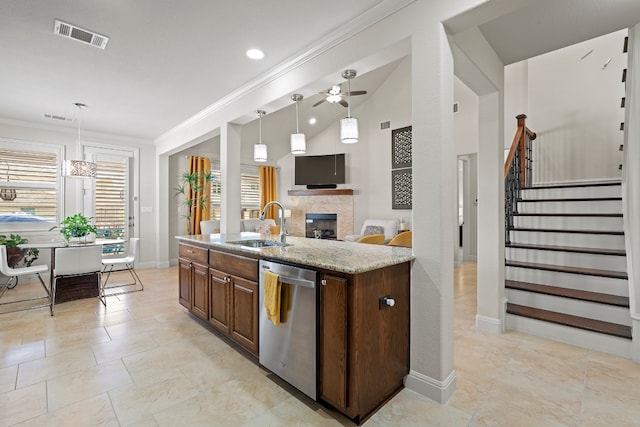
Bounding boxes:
[176,233,413,424]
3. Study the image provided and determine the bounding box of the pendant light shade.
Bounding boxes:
[64,102,97,178]
[340,69,359,144]
[253,110,267,162]
[290,94,306,155]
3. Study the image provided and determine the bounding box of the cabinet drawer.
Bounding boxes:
[209,250,258,282]
[179,244,208,265]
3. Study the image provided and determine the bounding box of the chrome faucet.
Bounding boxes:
[260,201,287,245]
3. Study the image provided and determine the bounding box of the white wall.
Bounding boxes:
[505,29,627,184]
[0,121,157,266]
[454,77,480,156]
[278,56,412,233]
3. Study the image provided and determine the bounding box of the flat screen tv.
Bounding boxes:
[294,153,345,187]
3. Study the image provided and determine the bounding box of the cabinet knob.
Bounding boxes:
[321,279,327,286]
[380,296,395,308]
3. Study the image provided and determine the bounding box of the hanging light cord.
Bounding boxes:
[295,101,300,133]
[347,77,352,118]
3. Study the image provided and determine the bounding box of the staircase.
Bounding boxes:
[505,181,632,357]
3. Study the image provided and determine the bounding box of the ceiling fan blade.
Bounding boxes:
[312,98,327,107]
[339,99,349,108]
[346,90,367,96]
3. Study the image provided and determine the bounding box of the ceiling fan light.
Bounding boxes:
[326,94,342,104]
[290,133,306,154]
[253,143,267,162]
[340,117,358,144]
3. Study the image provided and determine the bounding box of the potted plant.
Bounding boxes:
[175,170,213,235]
[0,233,39,267]
[59,213,98,243]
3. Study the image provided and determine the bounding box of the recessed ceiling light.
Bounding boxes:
[246,48,264,60]
[308,117,317,125]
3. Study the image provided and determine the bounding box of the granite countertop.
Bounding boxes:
[176,233,413,274]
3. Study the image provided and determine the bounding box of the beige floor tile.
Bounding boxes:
[91,332,160,365]
[16,348,97,388]
[243,396,343,426]
[578,387,640,427]
[0,364,17,393]
[109,372,200,426]
[45,326,112,356]
[13,393,119,427]
[47,359,133,411]
[369,388,471,427]
[0,381,47,427]
[0,340,44,369]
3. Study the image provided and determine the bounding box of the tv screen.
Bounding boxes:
[294,154,345,186]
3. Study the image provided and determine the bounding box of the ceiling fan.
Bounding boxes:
[312,70,367,108]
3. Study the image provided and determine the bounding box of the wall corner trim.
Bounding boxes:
[404,369,456,403]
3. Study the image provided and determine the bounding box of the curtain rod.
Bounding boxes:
[184,156,279,169]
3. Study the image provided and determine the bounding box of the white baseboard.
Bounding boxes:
[476,314,503,334]
[404,369,456,403]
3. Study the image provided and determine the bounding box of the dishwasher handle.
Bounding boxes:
[261,263,316,289]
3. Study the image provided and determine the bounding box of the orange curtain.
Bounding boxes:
[188,155,211,234]
[259,166,277,220]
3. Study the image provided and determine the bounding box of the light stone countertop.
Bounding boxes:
[175,233,413,274]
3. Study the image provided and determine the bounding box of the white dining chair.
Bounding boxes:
[0,245,51,315]
[52,245,103,313]
[101,238,143,297]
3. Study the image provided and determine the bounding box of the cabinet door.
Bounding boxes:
[178,258,192,309]
[191,262,209,320]
[209,268,231,334]
[230,276,258,354]
[320,274,349,412]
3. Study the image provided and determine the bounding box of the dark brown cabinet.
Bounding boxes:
[178,243,209,321]
[209,248,259,355]
[320,262,411,424]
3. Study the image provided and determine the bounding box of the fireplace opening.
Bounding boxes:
[305,213,337,239]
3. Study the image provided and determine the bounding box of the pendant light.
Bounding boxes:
[1,161,17,201]
[290,94,306,155]
[340,69,359,144]
[63,102,97,178]
[253,110,267,162]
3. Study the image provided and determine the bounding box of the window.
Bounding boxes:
[0,141,60,229]
[94,159,127,237]
[209,170,261,219]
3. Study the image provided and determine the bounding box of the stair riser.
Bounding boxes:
[520,185,621,200]
[506,314,632,358]
[517,199,622,214]
[509,230,625,250]
[506,289,631,326]
[505,267,629,296]
[513,216,623,231]
[506,248,628,271]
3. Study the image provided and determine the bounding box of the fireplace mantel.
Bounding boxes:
[288,189,354,196]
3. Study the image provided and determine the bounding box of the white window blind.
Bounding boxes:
[209,171,261,220]
[0,148,58,221]
[94,159,126,235]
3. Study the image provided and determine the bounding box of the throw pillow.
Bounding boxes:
[363,225,384,235]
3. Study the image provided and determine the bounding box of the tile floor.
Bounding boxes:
[1,262,640,426]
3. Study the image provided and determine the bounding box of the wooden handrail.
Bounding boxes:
[504,114,537,184]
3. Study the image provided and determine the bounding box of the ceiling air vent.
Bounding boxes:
[380,121,390,130]
[43,113,73,123]
[54,19,109,49]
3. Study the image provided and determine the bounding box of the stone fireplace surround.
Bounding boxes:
[287,189,354,240]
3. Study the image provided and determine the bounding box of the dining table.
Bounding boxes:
[19,238,126,303]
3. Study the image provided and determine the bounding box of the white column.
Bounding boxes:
[156,153,171,268]
[404,23,457,403]
[476,92,505,333]
[220,123,242,234]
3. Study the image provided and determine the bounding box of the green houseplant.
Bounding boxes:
[59,213,98,242]
[175,170,213,235]
[0,233,39,267]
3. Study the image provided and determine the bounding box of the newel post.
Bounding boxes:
[516,114,527,188]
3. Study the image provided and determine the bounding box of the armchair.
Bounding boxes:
[344,219,398,243]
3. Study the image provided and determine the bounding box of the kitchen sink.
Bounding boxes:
[225,239,291,248]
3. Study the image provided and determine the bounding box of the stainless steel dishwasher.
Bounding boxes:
[258,259,318,400]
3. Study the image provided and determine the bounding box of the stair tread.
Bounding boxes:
[510,227,624,235]
[505,280,630,307]
[505,260,628,279]
[505,243,626,256]
[526,182,621,190]
[506,303,632,339]
[517,197,621,202]
[513,213,622,217]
